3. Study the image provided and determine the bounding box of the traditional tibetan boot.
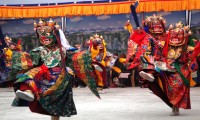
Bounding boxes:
[51,116,60,120]
[170,106,180,116]
[94,64,103,72]
[16,90,34,101]
[139,71,154,82]
[174,107,180,115]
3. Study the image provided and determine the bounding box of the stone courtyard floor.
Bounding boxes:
[0,87,200,120]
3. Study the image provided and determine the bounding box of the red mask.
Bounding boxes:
[169,29,185,46]
[148,19,165,34]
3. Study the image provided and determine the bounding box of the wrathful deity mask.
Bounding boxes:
[88,34,105,50]
[36,26,57,46]
[87,34,107,61]
[144,14,166,34]
[168,22,191,46]
[166,21,192,59]
[169,29,185,46]
[35,18,59,47]
[93,38,103,49]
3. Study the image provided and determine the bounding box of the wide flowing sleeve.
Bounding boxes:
[10,49,41,79]
[66,50,100,98]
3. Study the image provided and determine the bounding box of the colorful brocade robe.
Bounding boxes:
[11,45,100,116]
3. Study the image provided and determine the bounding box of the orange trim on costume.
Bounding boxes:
[158,77,164,91]
[112,66,121,73]
[189,73,196,87]
[95,70,104,87]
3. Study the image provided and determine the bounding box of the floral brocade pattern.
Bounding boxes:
[39,47,65,68]
[136,35,155,70]
[126,40,138,62]
[39,72,77,117]
[72,51,100,98]
[165,71,191,109]
[11,46,77,116]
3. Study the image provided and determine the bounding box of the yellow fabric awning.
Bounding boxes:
[0,0,199,18]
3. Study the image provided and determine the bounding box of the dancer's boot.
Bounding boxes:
[16,90,34,101]
[170,106,180,116]
[51,116,60,120]
[139,71,154,82]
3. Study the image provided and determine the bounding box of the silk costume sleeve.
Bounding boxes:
[10,49,41,79]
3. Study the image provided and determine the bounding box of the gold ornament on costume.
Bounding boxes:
[167,47,182,59]
[34,20,37,28]
[124,20,133,33]
[4,36,22,51]
[34,18,58,28]
[48,18,54,26]
[167,49,175,59]
[4,36,12,45]
[167,21,192,60]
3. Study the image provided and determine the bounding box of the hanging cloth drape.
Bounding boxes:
[0,0,200,18]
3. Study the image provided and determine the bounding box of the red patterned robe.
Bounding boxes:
[127,30,156,71]
[158,29,197,109]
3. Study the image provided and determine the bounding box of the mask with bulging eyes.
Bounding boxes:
[169,28,185,46]
[148,20,164,34]
[144,14,166,35]
[36,26,57,46]
[93,38,103,49]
